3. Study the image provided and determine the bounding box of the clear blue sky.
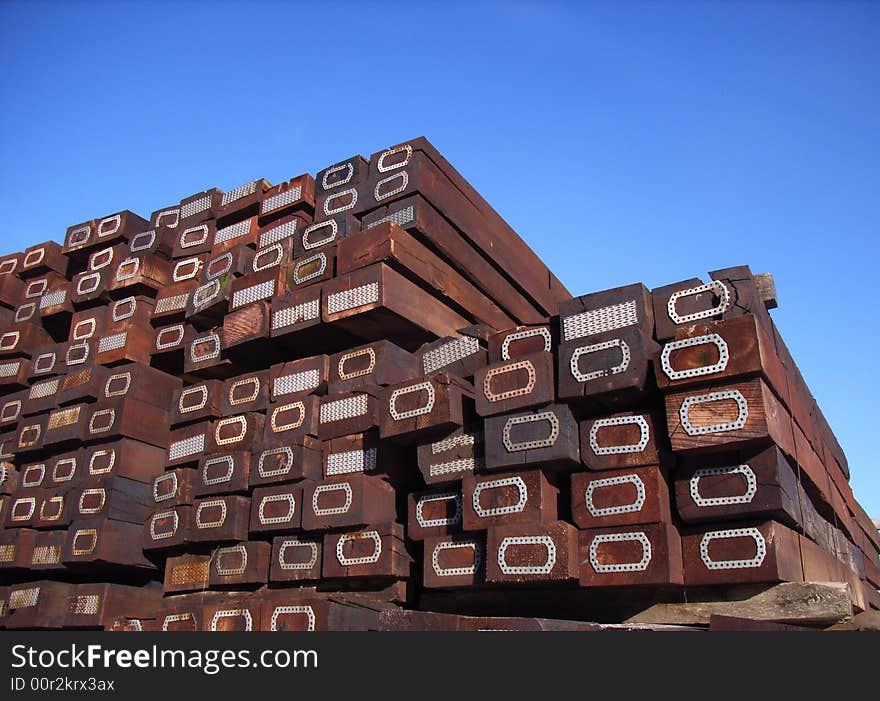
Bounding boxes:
[1,2,877,517]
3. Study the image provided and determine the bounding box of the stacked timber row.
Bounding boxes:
[0,137,877,631]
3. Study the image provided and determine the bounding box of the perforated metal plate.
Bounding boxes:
[588,415,650,455]
[97,213,122,238]
[272,298,320,329]
[258,493,296,524]
[39,496,64,522]
[154,292,190,314]
[75,272,102,295]
[699,527,767,570]
[322,162,354,189]
[585,474,646,517]
[180,195,212,220]
[690,464,757,507]
[29,378,60,400]
[71,529,98,556]
[97,332,127,354]
[0,360,21,378]
[588,531,652,573]
[215,415,247,446]
[667,281,731,325]
[52,457,77,483]
[88,449,116,476]
[326,282,380,315]
[258,447,294,478]
[278,538,318,570]
[323,188,358,216]
[389,381,435,420]
[432,430,480,454]
[326,448,377,476]
[168,433,205,462]
[78,488,106,515]
[206,252,232,279]
[229,377,260,405]
[23,248,46,267]
[270,401,305,432]
[192,280,220,309]
[22,464,46,487]
[190,333,221,363]
[14,302,36,323]
[320,394,369,424]
[111,297,137,322]
[179,384,208,413]
[173,257,202,282]
[259,218,298,248]
[195,499,228,528]
[273,369,320,397]
[416,492,462,528]
[302,220,337,250]
[88,408,116,435]
[10,587,41,609]
[497,535,556,575]
[292,252,327,284]
[162,613,195,631]
[73,318,97,340]
[155,208,181,228]
[0,331,20,351]
[214,219,252,245]
[68,594,101,616]
[67,224,91,247]
[365,205,415,230]
[473,476,528,517]
[261,186,303,215]
[39,288,67,309]
[231,279,275,309]
[149,510,179,540]
[66,341,90,366]
[31,544,61,565]
[562,300,638,342]
[114,257,141,282]
[377,145,412,172]
[337,348,376,380]
[311,482,353,516]
[501,328,552,360]
[129,230,156,252]
[660,333,730,381]
[502,411,559,452]
[270,605,316,631]
[570,338,631,383]
[252,244,284,272]
[432,538,481,577]
[214,544,247,576]
[210,609,252,631]
[336,530,382,565]
[221,179,261,206]
[422,336,480,374]
[483,360,537,402]
[153,472,178,503]
[679,389,749,436]
[429,457,480,477]
[202,455,234,485]
[104,372,132,398]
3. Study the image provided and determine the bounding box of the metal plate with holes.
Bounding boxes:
[699,527,767,570]
[377,145,413,172]
[15,302,37,323]
[23,248,46,267]
[432,539,481,577]
[273,369,320,397]
[10,587,41,609]
[214,220,251,246]
[261,186,303,215]
[326,282,380,315]
[416,492,462,528]
[114,257,140,282]
[497,536,556,575]
[482,360,537,402]
[52,458,77,483]
[179,225,209,249]
[338,348,376,380]
[660,333,730,381]
[562,300,638,342]
[322,162,354,189]
[155,209,180,228]
[429,457,480,477]
[104,372,132,398]
[129,230,156,252]
[22,465,46,487]
[173,258,202,282]
[39,496,64,522]
[270,605,316,632]
[302,220,337,250]
[501,328,552,360]
[97,214,122,238]
[178,385,208,413]
[39,288,67,309]
[472,477,528,518]
[258,494,296,524]
[10,497,36,521]
[68,225,91,247]
[214,416,247,445]
[422,336,480,375]
[31,545,61,565]
[366,205,415,230]
[272,299,320,329]
[202,455,234,485]
[0,331,20,350]
[195,499,227,529]
[258,447,294,478]
[78,488,106,515]
[292,252,327,284]
[229,377,261,405]
[320,395,368,424]
[190,334,221,363]
[28,378,60,400]
[153,472,178,502]
[154,293,189,314]
[690,465,757,507]
[311,483,353,516]
[168,434,205,462]
[111,297,137,322]
[162,613,195,631]
[68,594,101,616]
[336,531,382,565]
[71,529,98,556]
[679,389,749,436]
[88,449,116,475]
[66,341,91,365]
[259,219,298,248]
[73,318,97,340]
[667,281,730,325]
[570,338,631,383]
[192,280,220,308]
[433,432,480,453]
[206,253,233,279]
[327,447,377,476]
[210,609,252,632]
[323,188,358,216]
[221,180,260,207]
[97,332,127,354]
[252,244,283,272]
[589,532,652,573]
[33,352,55,374]
[270,402,305,432]
[88,408,116,435]
[231,280,275,309]
[278,538,318,570]
[589,415,650,455]
[180,195,212,220]
[149,510,179,540]
[389,381,435,420]
[585,474,646,517]
[214,544,247,576]
[502,411,559,452]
